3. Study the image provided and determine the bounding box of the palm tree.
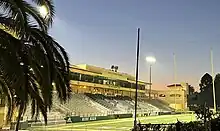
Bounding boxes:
[0,0,71,130]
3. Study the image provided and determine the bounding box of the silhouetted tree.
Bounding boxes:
[199,73,213,107]
[199,73,213,92]
[215,73,220,108]
[187,85,197,109]
[188,85,195,95]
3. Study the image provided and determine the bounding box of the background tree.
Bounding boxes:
[214,73,220,108]
[199,73,213,92]
[188,85,195,95]
[187,85,197,109]
[0,0,71,130]
[199,73,213,107]
[188,73,220,110]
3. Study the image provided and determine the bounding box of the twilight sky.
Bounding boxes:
[49,0,220,90]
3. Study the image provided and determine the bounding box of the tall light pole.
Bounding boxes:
[173,54,177,80]
[134,28,140,130]
[146,56,156,99]
[173,53,177,110]
[210,49,216,113]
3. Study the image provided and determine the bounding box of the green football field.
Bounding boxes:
[29,114,197,131]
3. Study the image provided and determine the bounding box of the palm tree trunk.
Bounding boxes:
[15,103,24,131]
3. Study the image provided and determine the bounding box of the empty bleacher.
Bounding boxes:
[54,93,109,116]
[23,104,66,126]
[84,93,122,112]
[24,92,173,125]
[137,101,160,112]
[84,93,163,114]
[146,99,174,111]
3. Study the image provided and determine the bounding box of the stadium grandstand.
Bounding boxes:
[0,64,190,129]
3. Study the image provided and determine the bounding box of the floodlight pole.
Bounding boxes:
[173,53,177,110]
[134,28,140,130]
[149,65,152,99]
[211,49,216,113]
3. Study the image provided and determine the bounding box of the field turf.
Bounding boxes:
[29,114,196,131]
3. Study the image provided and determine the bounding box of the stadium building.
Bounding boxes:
[0,64,189,128]
[70,64,148,98]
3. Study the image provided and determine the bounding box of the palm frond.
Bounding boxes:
[0,0,29,36]
[29,27,71,102]
[0,15,20,37]
[22,1,48,32]
[0,0,71,129]
[0,0,51,35]
[31,0,55,27]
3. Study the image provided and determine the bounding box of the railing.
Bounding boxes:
[67,109,194,120]
[69,110,160,118]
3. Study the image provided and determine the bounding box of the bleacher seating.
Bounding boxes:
[146,99,174,111]
[84,93,164,114]
[23,104,66,126]
[23,92,173,125]
[85,93,122,111]
[54,93,108,116]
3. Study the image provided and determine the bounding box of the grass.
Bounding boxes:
[29,114,197,131]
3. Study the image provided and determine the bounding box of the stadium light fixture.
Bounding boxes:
[210,49,216,113]
[146,56,156,100]
[39,5,48,18]
[146,56,156,65]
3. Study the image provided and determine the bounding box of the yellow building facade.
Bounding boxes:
[70,64,189,111]
[157,83,188,111]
